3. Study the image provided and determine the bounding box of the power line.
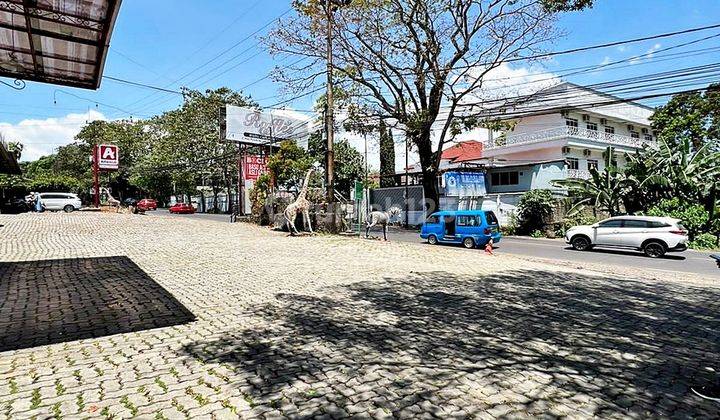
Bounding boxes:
[102,76,184,95]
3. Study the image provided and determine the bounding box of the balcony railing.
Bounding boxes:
[487,126,653,150]
[566,169,592,180]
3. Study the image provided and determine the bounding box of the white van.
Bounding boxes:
[39,193,82,213]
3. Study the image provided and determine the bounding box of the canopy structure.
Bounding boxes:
[0,0,122,90]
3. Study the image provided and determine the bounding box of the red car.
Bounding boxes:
[169,203,195,214]
[138,198,158,211]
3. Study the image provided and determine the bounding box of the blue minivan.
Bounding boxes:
[420,210,502,249]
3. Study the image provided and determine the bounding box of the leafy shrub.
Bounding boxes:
[501,213,519,236]
[646,198,709,240]
[555,212,599,238]
[516,190,555,235]
[530,230,545,238]
[689,233,719,250]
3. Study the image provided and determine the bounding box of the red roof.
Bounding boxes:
[440,140,483,163]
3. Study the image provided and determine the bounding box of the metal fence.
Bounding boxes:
[369,185,426,226]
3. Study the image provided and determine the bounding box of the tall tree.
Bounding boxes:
[379,121,395,187]
[134,88,256,211]
[650,83,720,151]
[267,0,592,211]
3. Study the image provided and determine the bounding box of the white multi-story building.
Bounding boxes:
[482,82,655,192]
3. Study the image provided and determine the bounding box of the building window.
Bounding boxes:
[644,134,653,141]
[586,122,598,131]
[565,118,578,128]
[491,171,520,186]
[567,158,579,170]
[587,159,599,171]
[605,126,615,134]
[630,131,640,139]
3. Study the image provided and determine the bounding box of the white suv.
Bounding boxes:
[565,216,688,258]
[39,193,82,213]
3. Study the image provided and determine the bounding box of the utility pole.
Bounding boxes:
[325,0,335,205]
[237,143,244,216]
[92,144,99,208]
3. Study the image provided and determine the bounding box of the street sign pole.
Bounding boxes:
[237,143,245,216]
[92,144,100,208]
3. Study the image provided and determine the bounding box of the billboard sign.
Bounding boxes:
[97,144,119,170]
[242,155,268,180]
[444,172,486,197]
[221,106,311,147]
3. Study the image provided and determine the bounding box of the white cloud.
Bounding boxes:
[646,43,662,58]
[462,62,562,107]
[629,43,662,65]
[0,110,107,162]
[600,56,612,66]
[617,45,627,52]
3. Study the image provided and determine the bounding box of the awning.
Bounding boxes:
[0,0,122,90]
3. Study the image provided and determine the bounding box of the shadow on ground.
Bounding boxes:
[181,270,720,418]
[0,256,195,352]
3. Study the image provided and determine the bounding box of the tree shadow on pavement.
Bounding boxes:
[181,270,720,418]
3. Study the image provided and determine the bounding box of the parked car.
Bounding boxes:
[39,192,82,213]
[420,210,502,249]
[169,203,196,214]
[0,197,30,214]
[138,198,157,210]
[565,216,688,258]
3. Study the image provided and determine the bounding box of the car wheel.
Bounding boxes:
[63,205,74,213]
[463,237,475,249]
[428,234,438,245]
[643,241,666,258]
[571,235,591,251]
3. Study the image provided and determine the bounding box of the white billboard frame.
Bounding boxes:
[221,106,311,148]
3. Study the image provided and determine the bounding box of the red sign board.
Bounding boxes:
[243,155,267,180]
[97,144,119,170]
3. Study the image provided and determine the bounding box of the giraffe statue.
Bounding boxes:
[284,168,314,235]
[101,187,122,213]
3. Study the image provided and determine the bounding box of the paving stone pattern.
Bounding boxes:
[0,213,718,419]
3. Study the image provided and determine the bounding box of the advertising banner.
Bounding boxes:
[221,106,311,147]
[444,172,486,197]
[243,155,268,180]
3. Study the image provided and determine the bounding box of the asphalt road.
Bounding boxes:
[150,210,720,279]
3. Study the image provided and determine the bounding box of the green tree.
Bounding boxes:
[379,121,395,188]
[650,83,720,151]
[516,189,555,234]
[134,88,256,210]
[268,139,315,190]
[267,0,593,212]
[307,133,364,198]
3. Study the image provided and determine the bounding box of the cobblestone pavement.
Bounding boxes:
[0,212,719,419]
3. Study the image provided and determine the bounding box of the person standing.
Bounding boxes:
[34,192,43,213]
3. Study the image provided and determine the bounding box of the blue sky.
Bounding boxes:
[2,0,720,161]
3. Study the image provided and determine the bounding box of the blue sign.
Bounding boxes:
[444,172,486,197]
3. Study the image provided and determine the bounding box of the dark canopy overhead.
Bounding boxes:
[0,0,122,90]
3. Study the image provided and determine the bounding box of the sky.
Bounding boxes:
[1,0,719,165]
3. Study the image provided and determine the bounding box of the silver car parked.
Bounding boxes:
[39,193,82,213]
